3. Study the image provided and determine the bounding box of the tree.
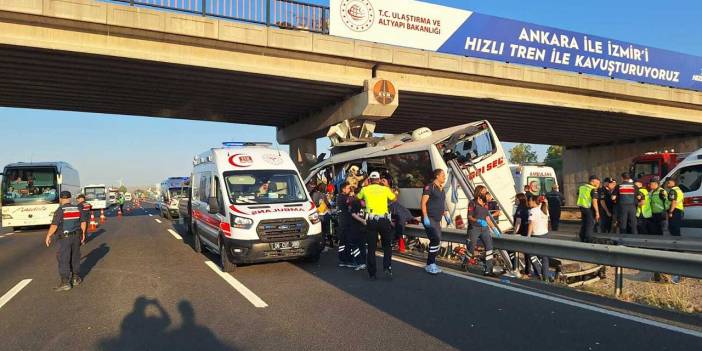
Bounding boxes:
[543,145,563,173]
[508,143,538,164]
[119,185,128,193]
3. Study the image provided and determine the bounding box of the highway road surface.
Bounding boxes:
[0,204,700,350]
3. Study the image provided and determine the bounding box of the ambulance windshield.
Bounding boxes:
[224,170,307,205]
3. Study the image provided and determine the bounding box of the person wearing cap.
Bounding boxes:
[598,177,617,233]
[44,191,88,292]
[648,177,669,235]
[356,171,397,280]
[665,178,685,237]
[76,194,92,239]
[612,172,639,234]
[577,175,600,243]
[545,184,564,231]
[634,179,651,234]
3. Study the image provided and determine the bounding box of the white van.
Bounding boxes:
[190,142,322,271]
[509,165,558,195]
[158,177,190,219]
[1,162,80,229]
[662,148,702,238]
[82,184,109,210]
[307,120,516,232]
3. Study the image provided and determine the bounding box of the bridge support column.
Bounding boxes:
[563,136,702,205]
[289,137,317,178]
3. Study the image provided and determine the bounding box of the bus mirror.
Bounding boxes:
[207,197,220,214]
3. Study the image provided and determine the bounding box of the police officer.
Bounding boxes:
[665,178,685,236]
[613,172,638,234]
[577,175,600,243]
[648,177,669,235]
[545,184,565,231]
[44,191,88,292]
[421,169,447,275]
[635,180,651,234]
[356,171,397,280]
[598,178,616,233]
[77,194,92,238]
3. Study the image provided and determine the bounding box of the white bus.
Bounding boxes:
[1,162,80,229]
[82,184,109,210]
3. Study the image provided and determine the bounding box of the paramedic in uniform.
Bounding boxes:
[356,171,397,280]
[421,169,447,275]
[466,185,497,276]
[44,191,87,292]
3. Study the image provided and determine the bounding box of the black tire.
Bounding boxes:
[220,238,236,272]
[193,226,203,254]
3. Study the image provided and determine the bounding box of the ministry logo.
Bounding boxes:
[340,0,374,32]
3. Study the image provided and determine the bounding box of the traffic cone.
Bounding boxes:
[117,207,123,218]
[100,209,106,224]
[399,236,406,253]
[89,212,97,232]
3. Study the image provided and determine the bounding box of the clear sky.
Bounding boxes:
[2,0,701,186]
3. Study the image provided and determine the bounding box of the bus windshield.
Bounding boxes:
[224,170,307,205]
[85,187,107,201]
[169,187,190,198]
[1,167,59,205]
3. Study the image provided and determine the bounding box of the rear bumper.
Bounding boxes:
[223,235,322,264]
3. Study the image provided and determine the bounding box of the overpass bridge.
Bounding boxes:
[1,0,702,201]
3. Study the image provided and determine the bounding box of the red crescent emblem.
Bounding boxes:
[228,154,252,167]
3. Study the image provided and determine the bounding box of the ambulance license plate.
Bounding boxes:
[270,241,301,250]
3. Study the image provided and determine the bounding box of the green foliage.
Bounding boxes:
[544,145,563,173]
[508,144,538,164]
[118,185,127,193]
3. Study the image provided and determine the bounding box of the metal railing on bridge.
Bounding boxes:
[112,0,329,33]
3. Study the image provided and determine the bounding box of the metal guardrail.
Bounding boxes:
[590,233,702,253]
[403,225,702,281]
[112,0,329,33]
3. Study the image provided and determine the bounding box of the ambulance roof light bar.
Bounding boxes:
[222,142,273,147]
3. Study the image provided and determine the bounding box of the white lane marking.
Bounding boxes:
[167,229,182,240]
[148,214,153,217]
[154,219,162,224]
[204,261,268,308]
[0,279,32,310]
[391,256,702,338]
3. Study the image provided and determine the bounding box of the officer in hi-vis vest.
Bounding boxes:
[648,177,669,235]
[577,175,600,243]
[635,180,651,234]
[665,178,685,237]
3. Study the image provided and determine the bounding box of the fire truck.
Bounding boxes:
[630,150,688,186]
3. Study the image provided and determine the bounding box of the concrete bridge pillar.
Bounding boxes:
[289,138,317,178]
[563,136,702,205]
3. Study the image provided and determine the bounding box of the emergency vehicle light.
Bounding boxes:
[222,142,273,147]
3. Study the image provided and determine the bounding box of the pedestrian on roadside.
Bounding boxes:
[545,184,565,231]
[466,185,498,277]
[335,182,354,268]
[526,195,552,281]
[613,172,638,234]
[356,171,397,280]
[44,191,88,292]
[598,178,616,233]
[421,169,448,275]
[313,183,333,248]
[577,175,600,243]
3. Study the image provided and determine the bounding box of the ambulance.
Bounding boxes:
[82,184,109,210]
[662,148,702,238]
[509,165,558,196]
[307,120,516,232]
[158,177,190,219]
[190,142,322,271]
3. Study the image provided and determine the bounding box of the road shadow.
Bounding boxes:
[80,243,109,279]
[99,297,235,351]
[85,228,106,244]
